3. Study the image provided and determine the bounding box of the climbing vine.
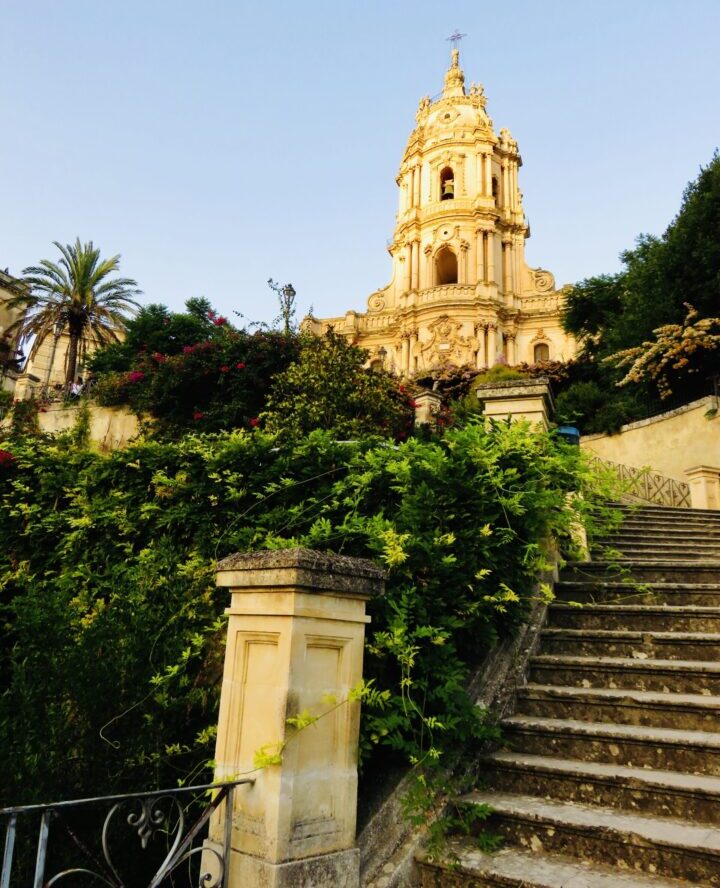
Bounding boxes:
[0,422,620,807]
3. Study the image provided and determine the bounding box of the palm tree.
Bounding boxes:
[8,239,141,385]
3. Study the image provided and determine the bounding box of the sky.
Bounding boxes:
[2,0,719,326]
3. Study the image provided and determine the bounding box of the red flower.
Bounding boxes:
[408,399,418,408]
[152,352,166,363]
[127,370,145,383]
[193,411,204,421]
[220,365,230,373]
[249,417,259,427]
[236,362,246,370]
[183,345,195,354]
[0,449,16,469]
[398,385,405,393]
[213,316,227,326]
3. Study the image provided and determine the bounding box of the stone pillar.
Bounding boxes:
[404,246,412,292]
[483,154,492,197]
[400,336,409,374]
[411,241,420,290]
[506,335,516,365]
[414,390,442,427]
[414,165,421,207]
[476,379,555,429]
[475,230,485,283]
[685,466,720,510]
[486,231,496,285]
[475,326,485,368]
[410,330,419,372]
[487,324,497,365]
[208,549,384,888]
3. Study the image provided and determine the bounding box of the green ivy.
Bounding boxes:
[0,422,620,806]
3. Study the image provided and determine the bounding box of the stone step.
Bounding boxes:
[548,602,720,632]
[502,715,720,774]
[595,546,720,560]
[554,581,720,607]
[455,791,720,885]
[612,504,720,520]
[416,840,689,888]
[594,546,720,561]
[517,684,720,731]
[483,751,720,825]
[561,561,720,583]
[539,628,720,660]
[596,529,720,543]
[529,654,720,694]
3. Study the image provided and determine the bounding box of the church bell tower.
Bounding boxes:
[308,47,574,373]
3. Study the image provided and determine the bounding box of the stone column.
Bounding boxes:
[410,330,419,372]
[401,336,409,374]
[411,241,421,290]
[487,324,497,365]
[506,334,516,365]
[208,549,384,888]
[685,466,720,510]
[475,230,485,284]
[475,325,485,368]
[486,231,496,285]
[404,245,412,292]
[414,165,421,207]
[484,154,492,198]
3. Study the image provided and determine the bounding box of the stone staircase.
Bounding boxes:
[417,504,720,887]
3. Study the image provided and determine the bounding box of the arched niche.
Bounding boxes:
[533,342,550,362]
[435,246,458,285]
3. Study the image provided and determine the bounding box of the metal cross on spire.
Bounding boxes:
[446,29,467,49]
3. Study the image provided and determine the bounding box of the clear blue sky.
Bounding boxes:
[2,0,719,325]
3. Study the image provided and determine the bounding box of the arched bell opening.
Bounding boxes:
[440,167,455,201]
[434,246,458,285]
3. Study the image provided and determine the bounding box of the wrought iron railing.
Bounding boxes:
[1,779,252,888]
[590,456,691,508]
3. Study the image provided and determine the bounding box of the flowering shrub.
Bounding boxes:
[0,448,16,469]
[95,323,300,437]
[262,330,415,439]
[607,304,720,398]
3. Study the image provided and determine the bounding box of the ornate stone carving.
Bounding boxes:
[419,314,474,367]
[368,292,386,313]
[532,269,556,293]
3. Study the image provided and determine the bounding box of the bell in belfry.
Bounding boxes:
[441,179,454,199]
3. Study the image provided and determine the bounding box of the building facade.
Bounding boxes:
[307,49,575,373]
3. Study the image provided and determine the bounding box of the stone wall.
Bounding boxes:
[580,396,720,482]
[1,402,140,450]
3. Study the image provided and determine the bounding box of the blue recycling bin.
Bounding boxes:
[556,425,580,446]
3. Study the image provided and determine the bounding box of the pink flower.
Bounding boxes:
[236,362,246,370]
[213,316,227,326]
[249,417,259,427]
[127,370,145,383]
[152,352,166,363]
[183,345,195,354]
[193,411,204,421]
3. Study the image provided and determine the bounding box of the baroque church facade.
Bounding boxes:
[307,49,576,372]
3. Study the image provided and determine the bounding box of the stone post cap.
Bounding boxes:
[216,547,386,598]
[685,465,720,476]
[475,376,555,411]
[415,389,442,404]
